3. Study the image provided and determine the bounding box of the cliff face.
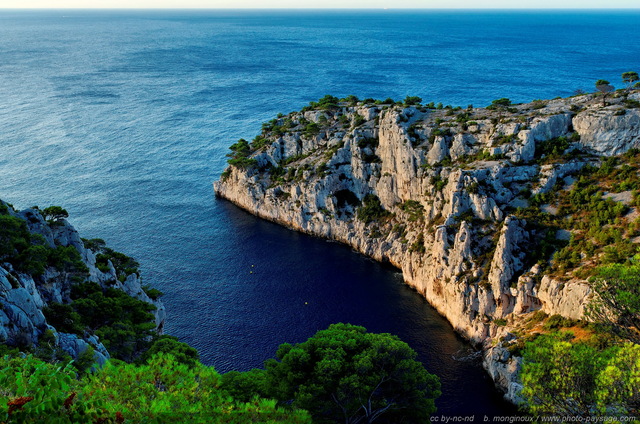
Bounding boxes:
[0,202,165,365]
[214,92,640,401]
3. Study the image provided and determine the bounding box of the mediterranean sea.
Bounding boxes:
[1,9,639,416]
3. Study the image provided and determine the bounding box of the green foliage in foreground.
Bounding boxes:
[521,262,640,417]
[221,323,441,424]
[587,262,640,343]
[141,335,200,368]
[0,324,437,423]
[521,333,640,417]
[0,353,311,424]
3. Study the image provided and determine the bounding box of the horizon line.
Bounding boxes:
[1,6,640,9]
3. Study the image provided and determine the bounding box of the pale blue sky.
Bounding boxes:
[2,0,639,8]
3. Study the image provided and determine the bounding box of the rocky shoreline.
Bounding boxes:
[0,201,165,364]
[214,92,640,402]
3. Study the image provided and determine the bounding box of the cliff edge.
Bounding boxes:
[0,201,165,365]
[214,92,640,402]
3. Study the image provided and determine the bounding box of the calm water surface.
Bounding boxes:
[1,9,639,415]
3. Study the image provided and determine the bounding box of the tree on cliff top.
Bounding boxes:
[403,96,422,106]
[43,205,68,222]
[488,97,511,108]
[622,71,639,91]
[262,323,441,424]
[226,138,257,169]
[595,79,615,106]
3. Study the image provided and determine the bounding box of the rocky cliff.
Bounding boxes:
[214,92,640,402]
[0,201,165,365]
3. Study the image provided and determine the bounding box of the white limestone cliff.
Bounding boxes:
[214,94,640,402]
[0,203,165,362]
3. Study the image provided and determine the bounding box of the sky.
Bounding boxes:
[1,0,639,8]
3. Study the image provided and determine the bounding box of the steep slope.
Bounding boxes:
[0,201,165,364]
[214,92,640,400]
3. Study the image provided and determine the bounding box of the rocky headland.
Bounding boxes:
[0,201,165,365]
[214,91,640,403]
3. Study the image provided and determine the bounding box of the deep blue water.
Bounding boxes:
[1,9,639,416]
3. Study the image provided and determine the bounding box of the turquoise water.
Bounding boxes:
[1,9,639,415]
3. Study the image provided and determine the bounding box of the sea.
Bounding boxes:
[1,9,639,416]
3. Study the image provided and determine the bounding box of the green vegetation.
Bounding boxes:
[356,194,391,224]
[1,324,439,423]
[504,147,640,416]
[2,203,310,422]
[0,204,170,364]
[94,246,140,280]
[622,71,639,91]
[409,233,426,254]
[352,115,366,128]
[43,206,69,223]
[357,136,378,150]
[403,95,422,106]
[342,94,359,106]
[303,95,340,111]
[541,314,578,331]
[226,139,257,169]
[250,135,272,150]
[586,263,640,343]
[4,202,441,424]
[624,98,640,109]
[520,257,640,417]
[333,189,360,210]
[407,123,423,146]
[595,79,614,106]
[487,98,511,110]
[429,175,447,192]
[492,133,517,147]
[303,122,320,138]
[521,333,640,416]
[428,128,451,143]
[511,151,640,277]
[142,283,164,300]
[141,335,200,368]
[221,323,440,424]
[42,282,157,361]
[455,150,506,165]
[42,303,84,335]
[356,135,380,162]
[0,353,311,423]
[491,98,511,107]
[0,213,87,278]
[534,133,580,164]
[399,200,425,222]
[361,151,381,164]
[551,174,631,271]
[531,99,546,110]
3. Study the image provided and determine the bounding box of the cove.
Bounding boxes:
[173,198,518,416]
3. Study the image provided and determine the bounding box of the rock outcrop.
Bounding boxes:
[214,93,640,403]
[0,201,165,363]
